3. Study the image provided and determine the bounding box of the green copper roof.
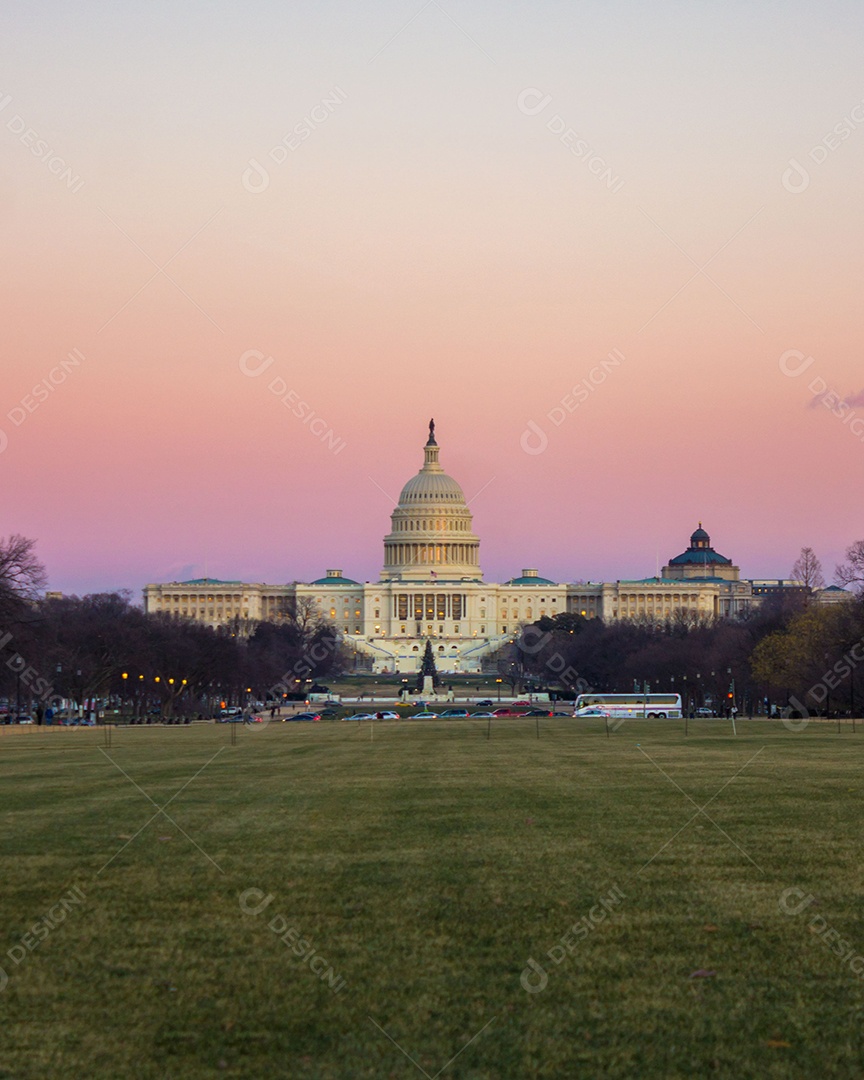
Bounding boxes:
[505,574,556,586]
[668,549,732,566]
[180,578,243,585]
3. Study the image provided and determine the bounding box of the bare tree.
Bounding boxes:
[791,546,825,593]
[290,596,326,636]
[0,534,47,624]
[836,540,864,593]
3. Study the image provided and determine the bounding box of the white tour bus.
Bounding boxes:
[574,693,683,719]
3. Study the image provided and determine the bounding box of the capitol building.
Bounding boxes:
[143,421,843,673]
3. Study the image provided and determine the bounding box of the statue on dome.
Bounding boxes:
[427,418,437,445]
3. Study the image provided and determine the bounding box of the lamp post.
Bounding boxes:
[121,672,128,720]
[496,678,502,702]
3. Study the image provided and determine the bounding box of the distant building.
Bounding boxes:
[142,422,852,671]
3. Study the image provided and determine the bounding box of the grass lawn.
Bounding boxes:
[1,718,864,1078]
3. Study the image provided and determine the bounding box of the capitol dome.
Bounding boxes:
[381,421,482,582]
[398,469,466,503]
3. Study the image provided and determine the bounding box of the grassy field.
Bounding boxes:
[1,718,864,1078]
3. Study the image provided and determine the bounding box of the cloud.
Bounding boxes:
[808,388,864,410]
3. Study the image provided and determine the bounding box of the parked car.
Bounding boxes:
[283,712,321,722]
[524,708,554,717]
[441,709,470,718]
[412,711,439,719]
[493,707,515,716]
[15,715,34,725]
[475,699,494,707]
[695,707,714,717]
[471,711,496,718]
[341,713,376,722]
[372,711,400,720]
[574,706,610,718]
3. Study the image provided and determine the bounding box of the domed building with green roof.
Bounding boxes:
[662,523,740,582]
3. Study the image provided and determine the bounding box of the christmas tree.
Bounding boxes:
[418,638,438,689]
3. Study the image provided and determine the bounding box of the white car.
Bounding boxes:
[574,706,610,718]
[412,711,439,719]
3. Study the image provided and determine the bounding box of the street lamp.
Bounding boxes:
[496,678,502,702]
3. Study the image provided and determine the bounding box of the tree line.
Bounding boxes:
[2,533,863,719]
[0,537,347,718]
[502,544,864,717]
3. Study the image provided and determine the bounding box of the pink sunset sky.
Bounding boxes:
[2,1,863,597]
